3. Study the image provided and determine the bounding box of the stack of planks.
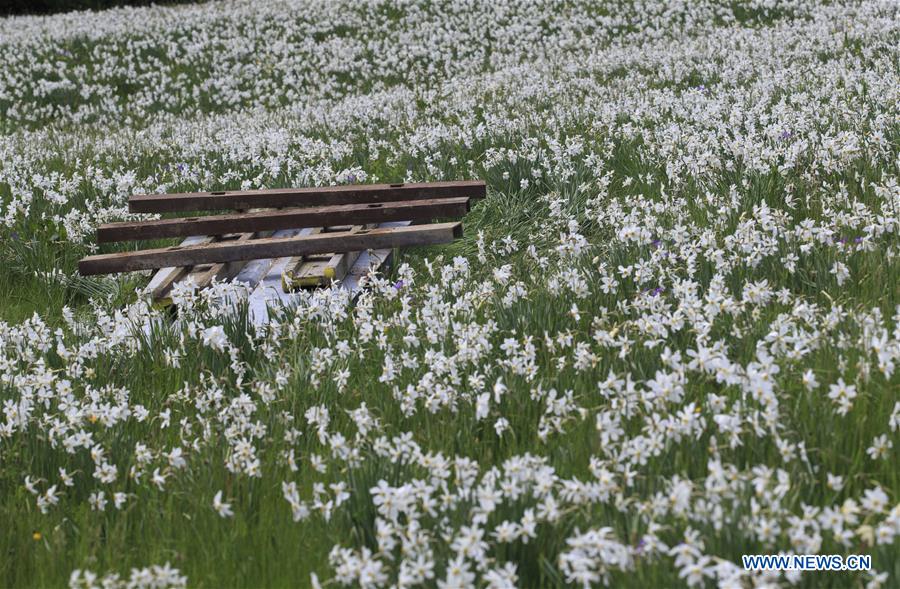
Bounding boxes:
[77,181,483,315]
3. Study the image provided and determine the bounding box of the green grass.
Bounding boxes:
[2,1,900,587]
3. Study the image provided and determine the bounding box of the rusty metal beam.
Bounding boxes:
[128,180,486,213]
[100,197,469,242]
[79,222,463,276]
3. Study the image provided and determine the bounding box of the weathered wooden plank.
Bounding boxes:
[339,249,392,294]
[237,222,407,326]
[281,248,360,290]
[231,228,309,289]
[246,228,323,326]
[282,225,374,291]
[79,222,463,276]
[128,180,486,213]
[145,208,270,302]
[144,235,215,300]
[324,250,362,282]
[166,232,258,295]
[338,220,410,295]
[101,197,469,242]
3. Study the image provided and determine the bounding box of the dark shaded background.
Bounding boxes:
[1,0,202,16]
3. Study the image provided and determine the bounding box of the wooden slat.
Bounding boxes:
[282,226,371,291]
[145,235,216,300]
[246,227,336,325]
[243,221,409,326]
[281,228,327,291]
[231,227,311,289]
[168,232,260,292]
[128,180,486,213]
[340,248,394,294]
[79,222,463,276]
[323,250,362,282]
[101,197,469,242]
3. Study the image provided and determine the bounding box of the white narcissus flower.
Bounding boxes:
[831,261,850,286]
[213,491,233,518]
[200,325,228,351]
[827,473,845,491]
[867,435,893,461]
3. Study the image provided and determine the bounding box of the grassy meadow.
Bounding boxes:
[0,1,898,587]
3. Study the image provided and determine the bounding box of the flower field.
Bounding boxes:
[1,0,899,587]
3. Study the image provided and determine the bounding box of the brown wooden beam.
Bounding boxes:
[79,222,463,276]
[100,197,469,243]
[129,180,486,213]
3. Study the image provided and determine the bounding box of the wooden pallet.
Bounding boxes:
[79,180,482,318]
